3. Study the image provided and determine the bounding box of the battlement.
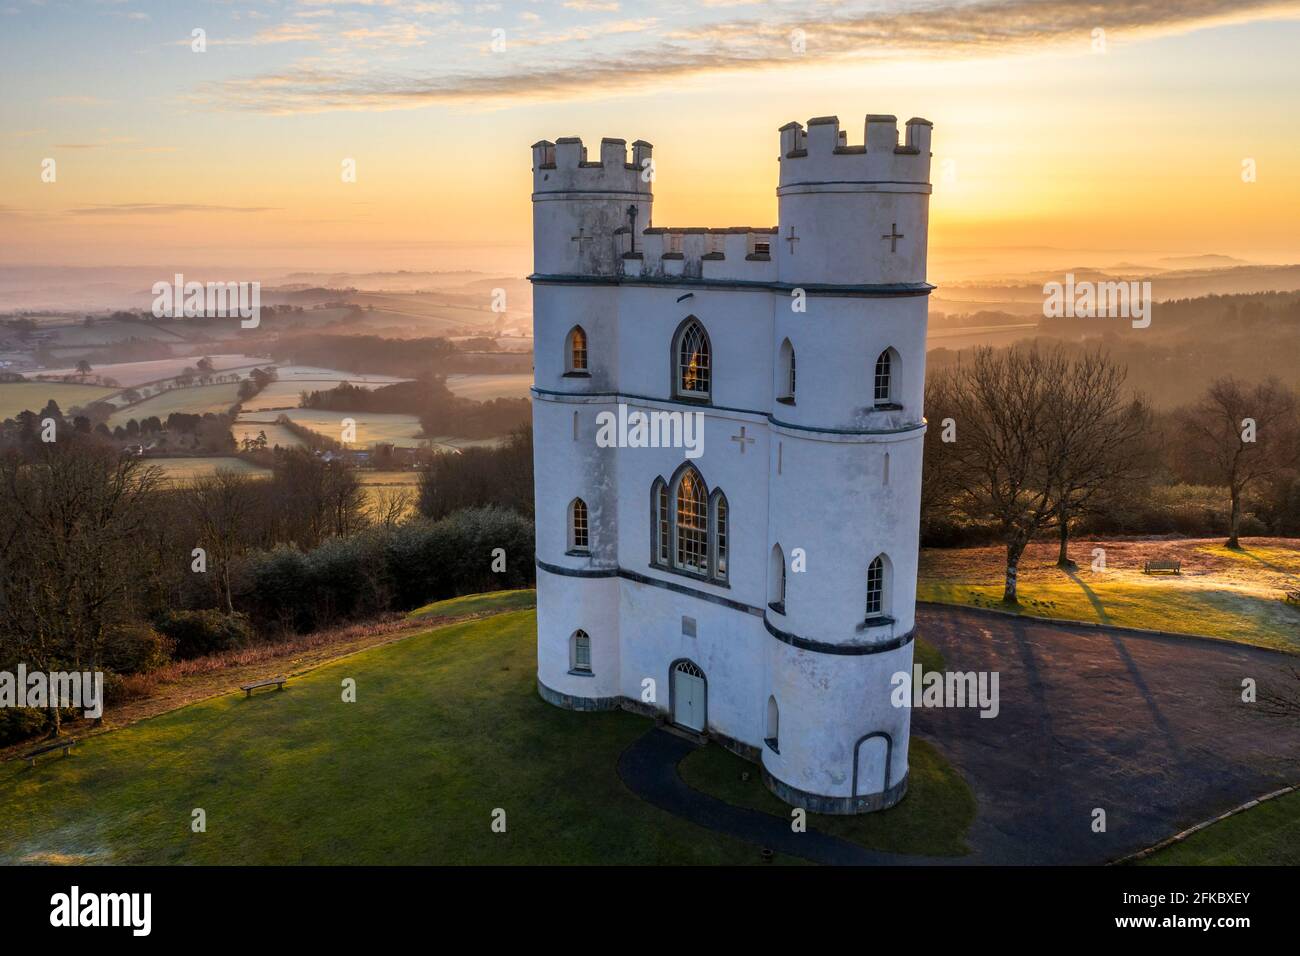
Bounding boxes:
[778,115,931,188]
[621,226,778,282]
[532,136,653,196]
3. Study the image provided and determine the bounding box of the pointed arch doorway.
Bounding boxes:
[670,659,707,733]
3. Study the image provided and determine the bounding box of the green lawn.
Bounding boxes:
[918,540,1300,653]
[0,596,970,865]
[913,635,945,674]
[679,736,974,857]
[408,589,536,620]
[1138,790,1300,866]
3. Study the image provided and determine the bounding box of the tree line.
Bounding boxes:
[924,343,1299,601]
[0,433,534,744]
[299,375,531,440]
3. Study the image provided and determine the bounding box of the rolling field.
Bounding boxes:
[36,354,266,388]
[108,382,243,425]
[42,320,184,347]
[239,366,409,414]
[0,381,117,418]
[918,537,1300,652]
[230,420,305,449]
[444,372,533,401]
[145,457,272,484]
[425,435,508,451]
[278,408,425,447]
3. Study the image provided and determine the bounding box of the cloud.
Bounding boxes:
[505,18,658,50]
[197,0,1300,113]
[67,203,280,216]
[338,22,437,47]
[213,22,328,45]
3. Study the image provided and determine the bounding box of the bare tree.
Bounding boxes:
[271,450,366,547]
[368,486,414,530]
[1048,352,1154,567]
[928,345,1064,603]
[1178,378,1299,548]
[0,444,159,734]
[186,470,255,613]
[927,345,1151,600]
[920,377,963,536]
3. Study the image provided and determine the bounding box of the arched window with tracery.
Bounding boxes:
[866,554,890,619]
[568,497,589,553]
[874,348,899,406]
[674,318,711,399]
[570,630,592,674]
[650,465,729,583]
[674,467,708,574]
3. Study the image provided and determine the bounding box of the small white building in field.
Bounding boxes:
[530,112,933,813]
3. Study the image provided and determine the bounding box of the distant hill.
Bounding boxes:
[928,289,1300,409]
[937,263,1300,310]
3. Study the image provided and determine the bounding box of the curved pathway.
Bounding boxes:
[617,727,937,865]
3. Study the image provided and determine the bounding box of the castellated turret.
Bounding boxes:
[532,137,654,277]
[530,112,934,816]
[776,115,932,287]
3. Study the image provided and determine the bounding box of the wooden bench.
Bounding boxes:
[23,737,77,768]
[1143,560,1181,575]
[240,676,287,698]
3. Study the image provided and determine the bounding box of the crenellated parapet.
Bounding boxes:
[778,115,932,188]
[532,136,654,197]
[623,226,778,282]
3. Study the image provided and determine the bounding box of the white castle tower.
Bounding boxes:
[530,113,933,813]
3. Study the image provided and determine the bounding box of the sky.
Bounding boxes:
[2,0,1299,281]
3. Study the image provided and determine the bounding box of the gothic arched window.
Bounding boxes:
[866,554,890,619]
[566,325,588,374]
[674,466,708,574]
[570,629,592,674]
[674,318,711,399]
[568,497,589,553]
[874,348,899,406]
[651,466,728,582]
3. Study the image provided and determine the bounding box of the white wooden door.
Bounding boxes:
[672,664,705,732]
